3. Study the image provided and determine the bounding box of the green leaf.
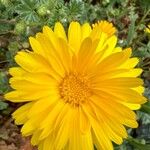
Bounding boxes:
[0,72,10,94]
[141,103,150,114]
[126,14,137,45]
[127,136,150,150]
[138,0,150,11]
[0,101,8,110]
[137,111,150,125]
[15,0,40,24]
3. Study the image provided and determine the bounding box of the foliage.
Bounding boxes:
[0,0,150,149]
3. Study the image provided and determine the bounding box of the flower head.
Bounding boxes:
[145,24,150,34]
[5,21,147,150]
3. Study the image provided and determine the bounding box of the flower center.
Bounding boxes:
[59,73,92,107]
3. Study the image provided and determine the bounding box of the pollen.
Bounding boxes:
[59,73,92,107]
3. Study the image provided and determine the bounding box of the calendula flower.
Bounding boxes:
[145,24,150,34]
[5,21,147,150]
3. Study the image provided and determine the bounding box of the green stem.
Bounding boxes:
[140,9,150,24]
[0,19,16,24]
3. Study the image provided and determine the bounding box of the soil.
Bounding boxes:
[0,116,37,150]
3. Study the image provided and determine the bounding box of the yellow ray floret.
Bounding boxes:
[145,24,150,34]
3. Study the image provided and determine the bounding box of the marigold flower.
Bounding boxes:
[5,21,147,150]
[145,24,150,34]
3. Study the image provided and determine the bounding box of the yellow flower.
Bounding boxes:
[145,24,150,34]
[5,21,147,150]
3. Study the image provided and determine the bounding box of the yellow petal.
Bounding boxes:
[54,22,67,41]
[35,33,65,76]
[120,57,139,69]
[68,21,81,53]
[92,48,131,75]
[39,101,65,140]
[28,98,58,117]
[9,67,26,77]
[10,79,52,91]
[121,102,141,110]
[21,120,36,136]
[81,132,94,150]
[95,32,108,53]
[112,68,143,78]
[77,38,93,72]
[92,69,128,80]
[53,104,70,130]
[38,142,44,150]
[95,77,143,88]
[29,37,45,57]
[133,86,145,95]
[79,107,90,133]
[90,98,138,129]
[91,95,136,120]
[42,134,55,150]
[113,47,122,53]
[58,38,72,73]
[69,115,82,150]
[42,26,60,51]
[102,122,123,145]
[15,51,51,74]
[104,115,127,138]
[21,109,48,136]
[104,88,146,104]
[31,130,41,146]
[12,102,33,125]
[97,35,117,58]
[94,87,146,104]
[91,118,113,150]
[123,119,138,128]
[10,72,57,86]
[81,23,92,41]
[4,90,53,102]
[54,107,73,150]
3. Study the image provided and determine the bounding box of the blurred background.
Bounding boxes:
[0,0,150,149]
